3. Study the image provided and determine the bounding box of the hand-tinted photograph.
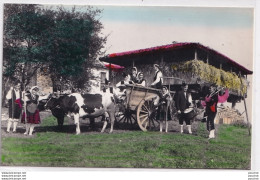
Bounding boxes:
[1,4,253,169]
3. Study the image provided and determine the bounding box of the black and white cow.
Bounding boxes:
[45,90,116,135]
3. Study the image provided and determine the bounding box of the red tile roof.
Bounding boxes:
[103,62,125,72]
[100,42,253,75]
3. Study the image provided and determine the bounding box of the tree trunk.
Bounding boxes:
[1,77,10,106]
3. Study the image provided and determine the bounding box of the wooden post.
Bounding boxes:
[161,55,164,64]
[220,63,222,70]
[194,50,197,60]
[239,72,251,136]
[109,63,112,84]
[11,87,14,119]
[242,96,251,136]
[206,54,209,64]
[132,60,135,67]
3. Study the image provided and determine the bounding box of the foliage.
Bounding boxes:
[3,4,48,88]
[231,120,250,128]
[40,6,107,89]
[3,4,107,91]
[171,60,248,95]
[1,117,251,169]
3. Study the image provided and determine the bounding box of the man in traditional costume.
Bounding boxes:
[204,84,229,139]
[175,82,193,134]
[6,81,22,133]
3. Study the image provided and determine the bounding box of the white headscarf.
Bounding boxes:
[30,86,39,93]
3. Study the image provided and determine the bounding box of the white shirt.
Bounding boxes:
[6,89,20,100]
[116,80,130,88]
[152,70,163,85]
[184,92,193,104]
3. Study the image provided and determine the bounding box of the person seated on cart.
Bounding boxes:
[136,72,146,87]
[175,82,193,134]
[116,72,133,88]
[115,72,133,101]
[151,64,163,89]
[130,67,138,83]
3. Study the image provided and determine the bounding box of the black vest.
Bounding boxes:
[153,71,162,88]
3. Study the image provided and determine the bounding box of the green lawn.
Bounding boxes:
[1,116,251,169]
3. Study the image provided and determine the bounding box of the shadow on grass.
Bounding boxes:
[34,121,142,134]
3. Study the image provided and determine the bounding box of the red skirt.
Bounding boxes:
[21,109,41,124]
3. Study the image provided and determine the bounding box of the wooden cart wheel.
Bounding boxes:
[117,107,137,125]
[136,98,159,131]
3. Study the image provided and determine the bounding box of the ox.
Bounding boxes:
[45,90,116,135]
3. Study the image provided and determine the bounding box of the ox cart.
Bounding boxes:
[116,84,175,132]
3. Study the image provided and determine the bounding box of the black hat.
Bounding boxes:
[162,86,168,90]
[210,83,217,88]
[14,80,21,85]
[105,78,110,85]
[122,72,128,77]
[181,81,187,86]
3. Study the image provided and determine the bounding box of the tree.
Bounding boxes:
[3,4,54,89]
[3,4,107,94]
[41,6,107,89]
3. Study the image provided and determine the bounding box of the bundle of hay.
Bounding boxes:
[171,60,248,96]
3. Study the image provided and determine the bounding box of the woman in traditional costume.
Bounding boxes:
[21,86,41,136]
[136,72,146,86]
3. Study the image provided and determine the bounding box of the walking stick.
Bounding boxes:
[11,87,14,120]
[23,85,27,124]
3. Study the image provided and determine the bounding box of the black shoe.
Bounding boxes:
[201,118,206,123]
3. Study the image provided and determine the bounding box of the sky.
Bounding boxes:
[96,6,254,70]
[91,5,254,117]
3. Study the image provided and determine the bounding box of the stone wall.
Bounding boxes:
[37,73,53,94]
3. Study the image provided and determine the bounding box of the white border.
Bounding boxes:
[0,0,259,179]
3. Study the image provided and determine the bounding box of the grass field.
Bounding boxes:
[1,115,251,169]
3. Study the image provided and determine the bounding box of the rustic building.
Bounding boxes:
[34,61,110,94]
[100,42,253,125]
[100,42,253,104]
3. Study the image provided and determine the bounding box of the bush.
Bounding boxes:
[231,120,250,128]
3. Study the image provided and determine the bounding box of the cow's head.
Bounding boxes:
[38,94,52,111]
[44,94,60,110]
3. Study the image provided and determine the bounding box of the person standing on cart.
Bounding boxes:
[130,67,138,83]
[5,80,22,133]
[151,64,163,89]
[175,82,193,134]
